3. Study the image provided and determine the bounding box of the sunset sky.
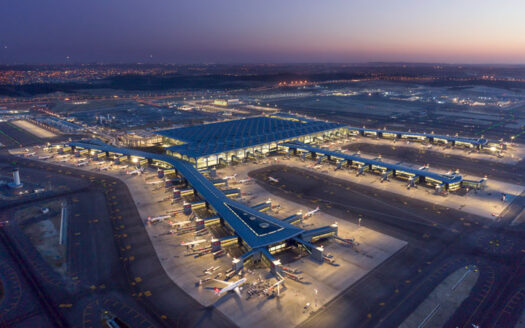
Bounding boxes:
[2,0,525,64]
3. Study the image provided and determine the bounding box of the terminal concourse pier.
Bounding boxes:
[64,139,338,275]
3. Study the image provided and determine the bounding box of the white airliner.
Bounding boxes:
[147,180,164,185]
[76,161,88,167]
[180,239,206,246]
[303,206,320,219]
[380,170,390,182]
[264,279,285,296]
[213,278,247,297]
[268,176,279,183]
[147,215,171,223]
[418,164,430,170]
[169,220,191,227]
[24,152,36,157]
[99,164,111,171]
[237,178,253,184]
[126,168,144,175]
[38,155,52,160]
[94,161,106,166]
[223,174,237,180]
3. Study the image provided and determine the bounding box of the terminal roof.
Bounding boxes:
[158,114,345,158]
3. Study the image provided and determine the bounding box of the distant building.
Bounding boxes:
[179,105,193,111]
[227,98,241,105]
[119,130,162,147]
[213,99,228,106]
[214,99,241,106]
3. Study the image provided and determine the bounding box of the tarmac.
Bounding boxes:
[239,155,523,220]
[1,151,234,327]
[30,150,407,328]
[6,143,525,328]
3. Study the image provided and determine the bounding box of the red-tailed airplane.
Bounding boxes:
[213,278,247,296]
[303,206,320,219]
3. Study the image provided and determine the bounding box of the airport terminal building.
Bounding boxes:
[58,113,493,273]
[157,113,347,168]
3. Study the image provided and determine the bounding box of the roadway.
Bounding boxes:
[249,165,525,328]
[0,152,235,328]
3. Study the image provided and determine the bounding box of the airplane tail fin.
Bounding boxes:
[214,287,221,295]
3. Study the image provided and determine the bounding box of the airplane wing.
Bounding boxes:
[213,279,231,286]
[234,287,241,296]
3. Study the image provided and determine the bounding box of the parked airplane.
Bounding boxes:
[126,167,144,175]
[303,206,320,219]
[237,178,253,184]
[356,165,365,176]
[264,279,285,296]
[418,164,430,170]
[147,180,164,185]
[180,239,206,246]
[224,174,238,180]
[380,170,390,182]
[268,176,279,183]
[99,164,111,171]
[24,152,36,157]
[168,220,191,227]
[76,160,88,167]
[407,176,417,189]
[147,215,171,224]
[213,278,247,297]
[38,155,52,160]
